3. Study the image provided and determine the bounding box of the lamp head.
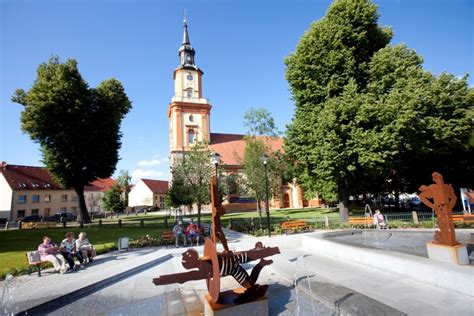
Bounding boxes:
[262,154,269,165]
[210,152,221,166]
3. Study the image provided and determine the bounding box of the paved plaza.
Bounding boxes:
[1,229,473,315]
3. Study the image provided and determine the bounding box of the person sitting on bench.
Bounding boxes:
[60,232,84,271]
[38,235,67,274]
[76,232,96,263]
[173,220,186,248]
[186,219,200,246]
[374,209,387,229]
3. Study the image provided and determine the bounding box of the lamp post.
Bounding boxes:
[262,154,271,237]
[210,152,221,189]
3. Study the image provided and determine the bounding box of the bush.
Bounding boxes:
[130,235,161,248]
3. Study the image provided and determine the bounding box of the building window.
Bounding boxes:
[71,207,77,213]
[61,194,68,202]
[188,129,195,144]
[60,207,67,212]
[160,196,165,202]
[18,195,27,204]
[189,114,194,122]
[44,194,51,202]
[160,203,165,209]
[31,209,39,216]
[32,195,40,203]
[186,89,193,98]
[72,195,78,202]
[44,208,51,216]
[17,210,25,218]
[154,195,158,200]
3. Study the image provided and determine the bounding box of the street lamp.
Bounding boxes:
[262,154,271,237]
[210,152,221,189]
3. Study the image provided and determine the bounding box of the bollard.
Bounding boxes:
[229,219,233,229]
[118,219,122,228]
[18,221,22,230]
[80,220,84,228]
[251,217,256,230]
[164,218,168,228]
[5,221,9,230]
[63,220,67,228]
[140,219,144,228]
[324,215,329,228]
[412,211,419,224]
[99,219,103,229]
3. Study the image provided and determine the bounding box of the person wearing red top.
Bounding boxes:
[185,219,200,246]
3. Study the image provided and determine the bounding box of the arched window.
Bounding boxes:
[189,114,194,122]
[188,129,195,144]
[186,89,193,98]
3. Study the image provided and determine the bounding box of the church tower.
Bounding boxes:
[168,18,211,166]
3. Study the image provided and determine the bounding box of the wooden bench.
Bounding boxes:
[26,251,49,277]
[161,231,175,247]
[280,220,310,234]
[452,214,474,223]
[348,217,374,228]
[22,222,56,229]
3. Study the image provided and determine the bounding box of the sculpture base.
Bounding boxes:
[204,288,268,316]
[426,242,469,265]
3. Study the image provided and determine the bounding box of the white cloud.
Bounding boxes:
[137,159,162,166]
[131,169,164,183]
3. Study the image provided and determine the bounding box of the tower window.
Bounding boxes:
[189,115,194,122]
[188,129,195,144]
[186,89,193,98]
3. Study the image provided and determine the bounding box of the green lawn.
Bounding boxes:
[0,226,167,279]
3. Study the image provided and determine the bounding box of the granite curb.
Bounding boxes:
[15,253,173,315]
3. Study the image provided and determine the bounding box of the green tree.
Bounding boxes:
[166,168,194,208]
[12,57,132,223]
[116,170,131,207]
[243,107,280,137]
[102,184,125,214]
[172,142,213,227]
[285,0,473,219]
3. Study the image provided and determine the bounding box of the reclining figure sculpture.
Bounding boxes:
[153,175,280,304]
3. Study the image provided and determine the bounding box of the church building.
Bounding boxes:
[168,19,319,211]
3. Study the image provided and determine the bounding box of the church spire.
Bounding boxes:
[178,16,196,68]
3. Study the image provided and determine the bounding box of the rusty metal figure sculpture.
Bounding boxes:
[153,175,280,304]
[418,172,459,246]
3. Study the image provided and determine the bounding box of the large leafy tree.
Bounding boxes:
[285,0,473,220]
[171,142,213,227]
[166,168,194,208]
[12,57,132,223]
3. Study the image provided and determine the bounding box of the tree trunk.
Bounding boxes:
[337,182,349,222]
[75,184,91,223]
[197,204,202,228]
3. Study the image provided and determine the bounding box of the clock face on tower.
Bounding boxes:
[187,74,193,81]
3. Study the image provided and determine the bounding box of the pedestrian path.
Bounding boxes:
[1,229,473,315]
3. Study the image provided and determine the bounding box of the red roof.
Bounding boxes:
[209,133,284,166]
[84,178,116,192]
[142,179,169,194]
[0,162,62,190]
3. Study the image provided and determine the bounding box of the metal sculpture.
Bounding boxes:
[153,175,280,304]
[418,172,459,246]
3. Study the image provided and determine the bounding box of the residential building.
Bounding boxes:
[128,179,168,209]
[0,161,115,221]
[84,178,117,214]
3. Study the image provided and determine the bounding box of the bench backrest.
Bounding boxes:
[26,251,41,264]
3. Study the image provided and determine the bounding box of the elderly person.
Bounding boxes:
[38,235,67,274]
[76,232,96,263]
[173,220,186,248]
[186,219,200,246]
[60,232,84,271]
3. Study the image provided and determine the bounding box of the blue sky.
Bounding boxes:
[1,0,472,183]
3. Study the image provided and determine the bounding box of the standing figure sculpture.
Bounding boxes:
[418,172,459,246]
[210,175,229,252]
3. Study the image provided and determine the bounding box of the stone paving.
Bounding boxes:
[1,229,473,315]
